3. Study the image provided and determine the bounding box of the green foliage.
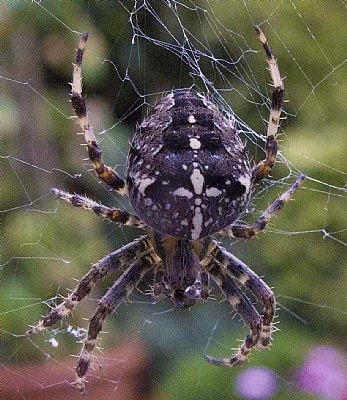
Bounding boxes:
[156,324,321,400]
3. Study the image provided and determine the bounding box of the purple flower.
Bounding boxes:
[297,345,347,400]
[235,367,279,399]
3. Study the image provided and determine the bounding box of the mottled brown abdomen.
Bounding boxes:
[126,90,252,240]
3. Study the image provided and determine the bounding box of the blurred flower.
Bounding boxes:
[297,345,347,400]
[235,367,279,399]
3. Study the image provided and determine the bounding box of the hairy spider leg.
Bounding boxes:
[75,251,160,394]
[52,188,145,228]
[211,244,275,348]
[70,33,128,196]
[26,237,152,335]
[223,174,305,239]
[252,26,284,183]
[203,258,262,366]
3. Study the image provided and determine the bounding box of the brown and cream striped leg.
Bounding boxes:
[203,258,262,366]
[252,26,284,183]
[52,188,145,228]
[26,236,152,335]
[75,251,159,394]
[223,174,305,239]
[211,244,275,349]
[71,33,128,196]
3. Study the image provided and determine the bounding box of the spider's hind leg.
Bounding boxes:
[252,26,284,183]
[71,33,128,197]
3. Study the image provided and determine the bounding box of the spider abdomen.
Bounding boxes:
[127,90,252,240]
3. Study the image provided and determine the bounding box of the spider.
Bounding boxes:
[27,27,305,393]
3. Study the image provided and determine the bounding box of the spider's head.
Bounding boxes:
[151,231,210,308]
[173,288,199,309]
[152,233,199,288]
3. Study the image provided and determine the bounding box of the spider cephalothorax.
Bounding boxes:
[27,27,305,394]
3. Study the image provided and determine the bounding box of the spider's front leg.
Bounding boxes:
[211,244,276,349]
[26,237,152,335]
[203,257,263,366]
[75,251,160,394]
[71,33,128,197]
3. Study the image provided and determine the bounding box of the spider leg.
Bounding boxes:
[203,257,262,366]
[71,33,128,197]
[26,236,152,335]
[211,243,275,348]
[75,251,159,394]
[52,188,146,228]
[222,174,305,239]
[252,26,284,183]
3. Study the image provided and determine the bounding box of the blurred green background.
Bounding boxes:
[2,1,346,399]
